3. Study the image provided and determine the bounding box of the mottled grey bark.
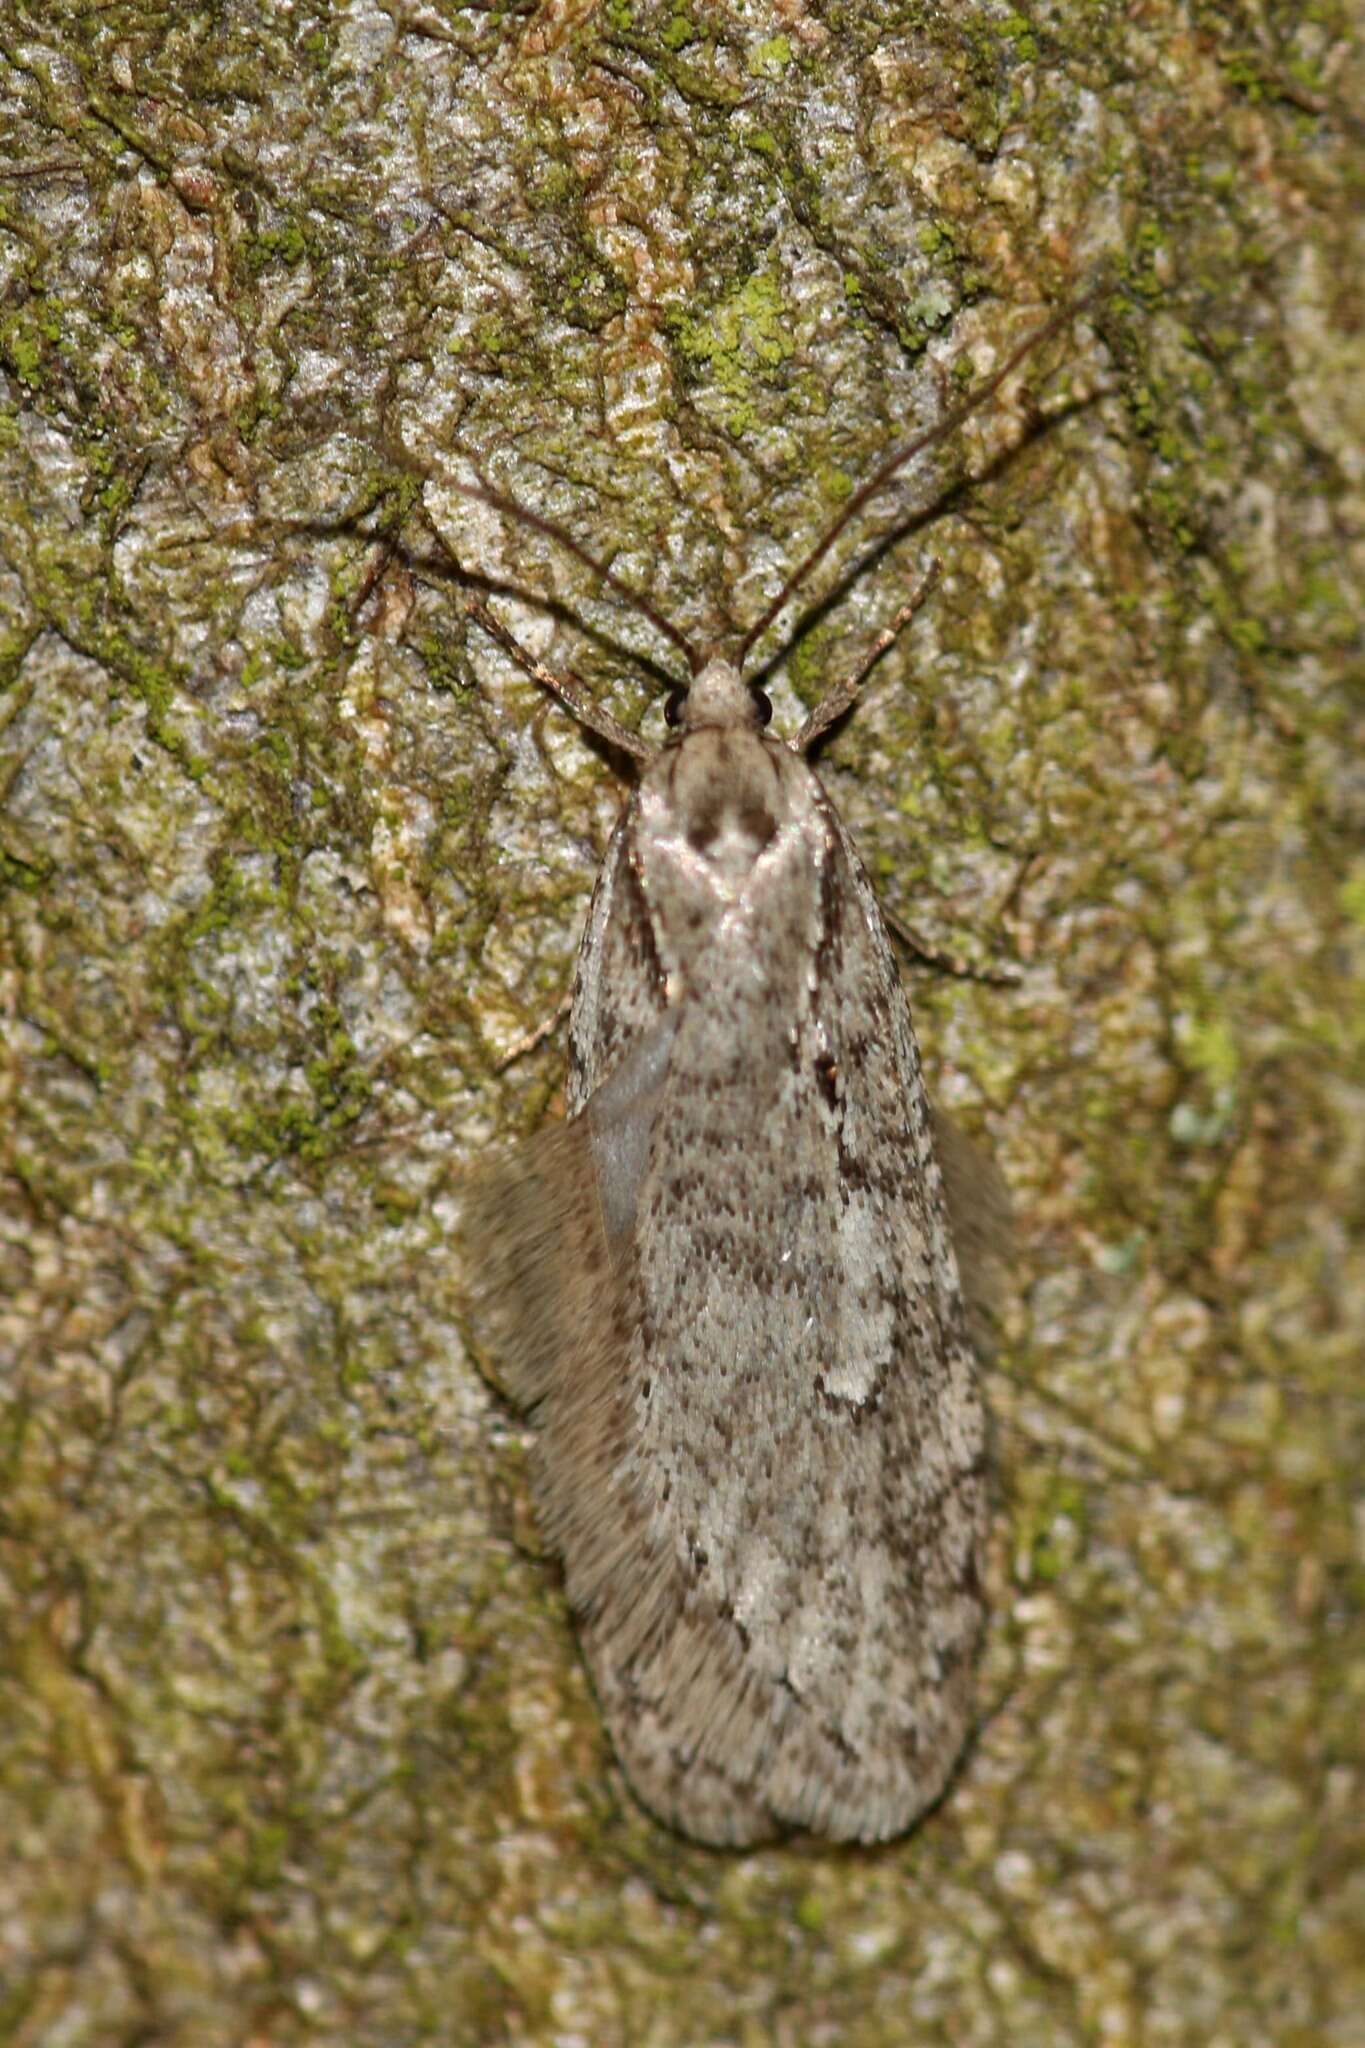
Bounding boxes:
[1,3,1361,2043]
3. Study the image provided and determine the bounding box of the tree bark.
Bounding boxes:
[1,2,1360,2041]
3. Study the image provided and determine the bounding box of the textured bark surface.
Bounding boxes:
[1,3,1361,2043]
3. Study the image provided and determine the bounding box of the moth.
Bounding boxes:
[459,306,1079,1845]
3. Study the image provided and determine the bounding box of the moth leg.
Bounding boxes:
[464,594,654,763]
[794,559,941,753]
[882,903,1022,988]
[494,990,574,1073]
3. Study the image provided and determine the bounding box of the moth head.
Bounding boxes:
[665,655,773,736]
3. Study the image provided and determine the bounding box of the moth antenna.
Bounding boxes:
[459,591,654,764]
[734,287,1101,672]
[450,471,705,676]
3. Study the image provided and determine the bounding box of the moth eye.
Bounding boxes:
[664,689,687,728]
[753,689,773,727]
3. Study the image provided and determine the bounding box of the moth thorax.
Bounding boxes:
[683,656,762,732]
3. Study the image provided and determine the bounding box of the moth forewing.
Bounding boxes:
[574,732,984,1845]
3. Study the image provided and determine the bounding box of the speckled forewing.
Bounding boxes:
[548,737,986,1845]
[565,807,668,1114]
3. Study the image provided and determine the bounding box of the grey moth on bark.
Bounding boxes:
[458,310,1077,1846]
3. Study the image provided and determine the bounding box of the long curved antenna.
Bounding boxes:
[450,473,704,675]
[461,591,653,763]
[734,289,1099,672]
